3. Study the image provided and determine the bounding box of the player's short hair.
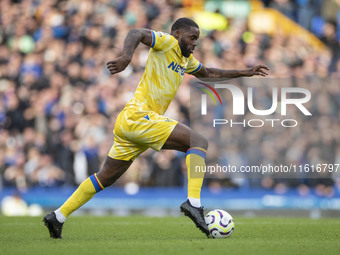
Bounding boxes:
[171,18,199,33]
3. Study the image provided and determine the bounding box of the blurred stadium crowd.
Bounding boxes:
[0,0,339,196]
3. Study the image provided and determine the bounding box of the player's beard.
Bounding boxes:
[179,41,191,57]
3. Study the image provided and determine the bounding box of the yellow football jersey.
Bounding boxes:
[126,30,202,115]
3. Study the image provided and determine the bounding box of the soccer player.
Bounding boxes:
[43,18,268,238]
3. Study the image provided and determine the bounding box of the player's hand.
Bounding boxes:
[243,65,269,77]
[107,55,132,75]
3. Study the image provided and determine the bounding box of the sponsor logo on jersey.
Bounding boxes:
[167,61,186,76]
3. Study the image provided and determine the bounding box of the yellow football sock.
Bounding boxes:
[60,173,104,218]
[186,147,206,204]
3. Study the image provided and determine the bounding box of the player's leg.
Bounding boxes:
[163,122,208,206]
[119,109,208,217]
[162,122,209,236]
[162,122,208,152]
[57,157,132,219]
[43,108,144,238]
[43,156,132,238]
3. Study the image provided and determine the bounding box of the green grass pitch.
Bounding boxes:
[0,216,339,255]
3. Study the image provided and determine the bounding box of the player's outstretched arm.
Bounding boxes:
[107,28,153,75]
[193,65,269,80]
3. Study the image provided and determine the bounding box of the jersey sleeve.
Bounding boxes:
[185,55,202,74]
[150,30,177,52]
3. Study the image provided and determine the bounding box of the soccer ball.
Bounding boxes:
[205,209,234,238]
